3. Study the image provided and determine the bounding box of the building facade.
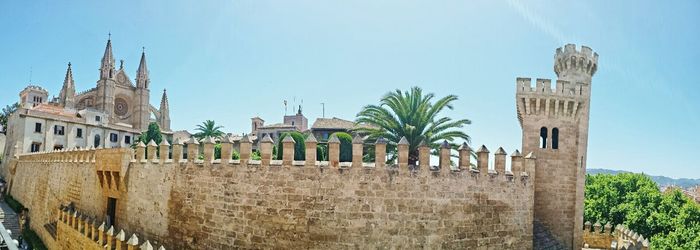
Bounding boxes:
[516,44,597,249]
[2,37,171,160]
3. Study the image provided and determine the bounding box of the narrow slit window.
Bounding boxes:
[540,127,548,149]
[552,128,559,149]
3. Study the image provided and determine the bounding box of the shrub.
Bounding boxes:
[330,132,353,162]
[4,195,24,213]
[316,144,327,161]
[22,228,47,250]
[276,131,306,160]
[232,150,240,160]
[251,150,261,160]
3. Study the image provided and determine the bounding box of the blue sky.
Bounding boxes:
[1,1,698,178]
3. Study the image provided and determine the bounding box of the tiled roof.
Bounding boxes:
[259,123,295,129]
[28,104,78,119]
[311,117,377,130]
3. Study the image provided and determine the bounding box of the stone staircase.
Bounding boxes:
[0,202,21,237]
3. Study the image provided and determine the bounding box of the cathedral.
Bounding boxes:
[2,37,171,157]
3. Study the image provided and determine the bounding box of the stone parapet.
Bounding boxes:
[582,221,649,250]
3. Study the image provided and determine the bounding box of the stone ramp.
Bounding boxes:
[0,200,21,237]
[534,219,567,250]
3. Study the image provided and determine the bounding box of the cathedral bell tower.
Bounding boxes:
[134,48,151,131]
[516,44,598,249]
[96,35,117,117]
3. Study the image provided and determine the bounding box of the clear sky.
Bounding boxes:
[1,1,698,178]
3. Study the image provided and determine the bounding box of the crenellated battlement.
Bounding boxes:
[56,206,166,250]
[554,44,598,78]
[515,77,588,123]
[582,221,649,250]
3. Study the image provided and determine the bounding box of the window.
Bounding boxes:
[540,127,548,149]
[76,128,83,138]
[94,135,101,148]
[552,128,559,149]
[54,125,65,135]
[34,123,42,133]
[323,132,329,140]
[110,133,118,143]
[53,145,64,150]
[95,116,101,122]
[124,136,131,144]
[30,143,41,152]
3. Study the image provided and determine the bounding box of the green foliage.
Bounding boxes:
[276,131,306,160]
[232,150,240,160]
[330,132,353,162]
[316,144,327,161]
[4,195,25,213]
[251,150,261,160]
[0,102,19,132]
[354,87,471,163]
[214,143,222,159]
[22,228,48,250]
[136,122,163,145]
[194,120,224,140]
[585,173,700,249]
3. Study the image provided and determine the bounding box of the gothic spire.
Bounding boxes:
[59,62,76,108]
[160,89,169,111]
[136,47,149,88]
[100,35,115,79]
[63,62,74,88]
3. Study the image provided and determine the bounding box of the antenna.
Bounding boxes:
[284,100,288,116]
[29,66,33,84]
[321,103,325,118]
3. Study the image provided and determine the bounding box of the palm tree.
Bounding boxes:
[354,87,471,165]
[193,120,225,140]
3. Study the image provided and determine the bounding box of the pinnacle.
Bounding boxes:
[327,135,340,144]
[441,140,451,149]
[282,135,296,143]
[398,136,409,145]
[458,142,470,151]
[147,140,158,147]
[261,134,274,143]
[476,145,489,153]
[511,150,522,157]
[200,136,216,144]
[240,134,253,143]
[375,137,387,144]
[494,147,507,155]
[159,139,170,146]
[352,135,363,144]
[186,137,200,145]
[305,133,318,143]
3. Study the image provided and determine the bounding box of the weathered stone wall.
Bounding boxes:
[8,157,104,249]
[6,144,536,250]
[160,162,534,249]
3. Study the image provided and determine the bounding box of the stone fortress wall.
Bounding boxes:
[8,134,536,249]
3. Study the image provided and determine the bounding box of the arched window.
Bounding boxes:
[94,134,101,148]
[552,128,559,149]
[540,127,548,149]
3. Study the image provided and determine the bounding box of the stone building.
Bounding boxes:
[250,106,308,145]
[310,117,376,143]
[1,37,171,161]
[516,44,597,249]
[3,44,597,250]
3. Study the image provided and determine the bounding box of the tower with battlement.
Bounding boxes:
[516,44,598,249]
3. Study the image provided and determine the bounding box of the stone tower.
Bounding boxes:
[134,49,151,131]
[96,37,117,118]
[516,44,598,249]
[58,62,76,109]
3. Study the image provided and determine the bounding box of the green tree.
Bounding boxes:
[0,102,20,132]
[354,87,471,164]
[330,132,353,162]
[275,131,306,160]
[193,120,224,140]
[585,173,700,249]
[136,122,163,145]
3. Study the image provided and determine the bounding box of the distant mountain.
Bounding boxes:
[588,168,700,189]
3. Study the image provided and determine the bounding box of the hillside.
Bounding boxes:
[588,168,700,189]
